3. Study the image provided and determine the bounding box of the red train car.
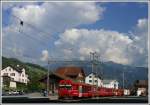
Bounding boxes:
[113,88,124,96]
[58,80,92,99]
[98,87,114,97]
[58,80,124,99]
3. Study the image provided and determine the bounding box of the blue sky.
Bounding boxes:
[3,2,148,30]
[77,2,148,33]
[2,2,148,67]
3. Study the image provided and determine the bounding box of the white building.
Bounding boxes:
[137,88,146,96]
[1,65,29,88]
[102,79,119,89]
[124,89,130,96]
[85,73,103,87]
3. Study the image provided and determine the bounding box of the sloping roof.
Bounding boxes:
[53,72,72,80]
[87,73,102,79]
[3,65,24,73]
[134,80,148,87]
[55,66,85,77]
[39,66,86,83]
[39,71,71,82]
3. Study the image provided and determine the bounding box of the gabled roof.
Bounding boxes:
[134,80,148,87]
[86,72,102,79]
[39,71,71,82]
[3,65,24,73]
[55,66,85,77]
[39,66,86,82]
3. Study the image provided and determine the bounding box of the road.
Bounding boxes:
[2,95,148,103]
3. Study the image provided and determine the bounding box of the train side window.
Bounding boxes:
[72,85,77,90]
[79,85,82,93]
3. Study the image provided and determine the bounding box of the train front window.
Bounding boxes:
[59,84,66,88]
[65,85,72,90]
[59,84,72,90]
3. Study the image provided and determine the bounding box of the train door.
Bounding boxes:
[79,85,82,97]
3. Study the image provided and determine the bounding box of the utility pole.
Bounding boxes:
[90,52,96,86]
[95,55,99,97]
[47,60,50,97]
[123,71,125,89]
[90,52,98,97]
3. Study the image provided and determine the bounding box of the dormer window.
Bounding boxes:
[9,68,11,71]
[10,73,15,76]
[89,80,92,82]
[3,73,8,76]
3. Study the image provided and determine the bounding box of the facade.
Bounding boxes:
[124,89,130,96]
[1,76,16,88]
[55,66,86,83]
[39,72,69,94]
[39,66,86,94]
[85,73,103,87]
[1,65,29,88]
[134,80,148,96]
[102,79,119,89]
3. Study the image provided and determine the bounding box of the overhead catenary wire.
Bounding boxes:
[11,14,76,50]
[4,12,89,62]
[4,25,49,48]
[11,14,59,41]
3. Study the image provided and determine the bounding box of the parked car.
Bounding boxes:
[2,91,9,96]
[8,91,19,95]
[18,90,25,95]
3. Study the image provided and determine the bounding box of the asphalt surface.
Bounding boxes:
[2,96,148,103]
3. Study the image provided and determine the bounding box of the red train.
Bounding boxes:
[58,80,124,99]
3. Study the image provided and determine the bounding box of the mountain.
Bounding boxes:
[2,56,148,89]
[45,60,148,88]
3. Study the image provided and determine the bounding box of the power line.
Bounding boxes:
[6,26,49,48]
[11,14,58,41]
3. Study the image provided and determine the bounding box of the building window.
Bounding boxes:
[95,80,97,82]
[3,73,8,76]
[89,76,92,78]
[10,73,15,76]
[9,68,11,71]
[22,74,24,77]
[22,79,24,82]
[11,78,14,81]
[89,80,92,83]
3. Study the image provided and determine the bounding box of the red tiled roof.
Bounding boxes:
[55,66,85,77]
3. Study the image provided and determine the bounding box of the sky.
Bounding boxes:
[2,2,148,67]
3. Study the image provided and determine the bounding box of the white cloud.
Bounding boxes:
[55,18,148,66]
[41,50,49,61]
[2,2,38,10]
[2,2,148,67]
[127,18,148,66]
[55,28,133,64]
[10,2,104,35]
[2,2,104,64]
[137,18,148,29]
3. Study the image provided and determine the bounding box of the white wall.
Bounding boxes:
[137,88,146,96]
[10,81,16,88]
[102,80,119,89]
[85,73,103,87]
[1,66,29,84]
